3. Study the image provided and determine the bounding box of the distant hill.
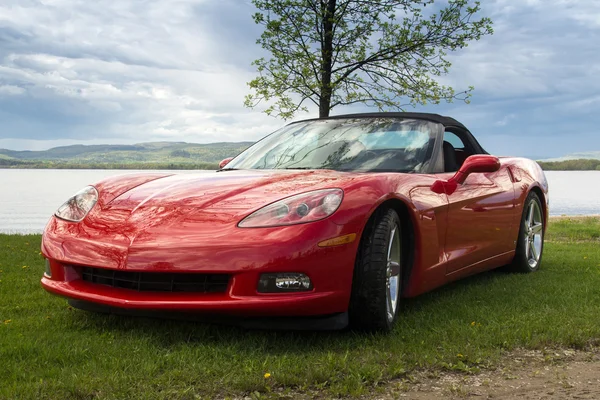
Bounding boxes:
[537,159,600,171]
[539,151,600,162]
[536,151,600,171]
[0,141,254,169]
[2,141,599,170]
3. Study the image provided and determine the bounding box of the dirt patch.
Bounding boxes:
[236,348,600,399]
[378,348,600,399]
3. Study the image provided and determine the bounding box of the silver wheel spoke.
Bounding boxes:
[527,203,535,226]
[525,238,531,259]
[387,227,396,261]
[531,223,543,234]
[386,282,393,319]
[530,240,539,261]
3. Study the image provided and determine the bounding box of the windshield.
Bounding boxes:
[225,118,438,173]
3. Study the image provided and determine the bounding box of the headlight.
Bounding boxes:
[55,186,98,222]
[238,188,343,228]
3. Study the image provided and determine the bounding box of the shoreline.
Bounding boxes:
[2,215,598,235]
[2,166,600,171]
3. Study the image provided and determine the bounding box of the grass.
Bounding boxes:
[1,218,599,399]
[546,216,600,242]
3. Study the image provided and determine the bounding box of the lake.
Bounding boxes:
[0,169,598,234]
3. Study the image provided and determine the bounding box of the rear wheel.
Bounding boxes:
[349,208,402,331]
[510,192,544,272]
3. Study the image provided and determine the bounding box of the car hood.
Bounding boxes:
[88,169,358,232]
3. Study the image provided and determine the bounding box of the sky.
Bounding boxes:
[0,0,599,159]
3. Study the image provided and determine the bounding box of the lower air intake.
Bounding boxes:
[80,267,229,293]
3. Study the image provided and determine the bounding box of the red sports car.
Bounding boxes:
[41,113,548,331]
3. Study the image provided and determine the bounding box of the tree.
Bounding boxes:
[245,0,493,119]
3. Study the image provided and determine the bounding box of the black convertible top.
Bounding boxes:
[296,112,468,130]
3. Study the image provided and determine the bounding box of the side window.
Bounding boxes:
[442,131,471,172]
[443,131,466,149]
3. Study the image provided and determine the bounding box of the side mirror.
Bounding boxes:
[431,155,500,195]
[219,157,234,169]
[453,155,501,184]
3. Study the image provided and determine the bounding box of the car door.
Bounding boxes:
[439,129,516,275]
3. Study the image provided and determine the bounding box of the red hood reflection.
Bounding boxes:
[88,169,356,235]
[44,169,361,270]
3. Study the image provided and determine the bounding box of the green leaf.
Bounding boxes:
[245,0,493,119]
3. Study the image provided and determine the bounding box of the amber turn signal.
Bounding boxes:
[317,233,357,248]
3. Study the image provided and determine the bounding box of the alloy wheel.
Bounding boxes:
[525,200,544,268]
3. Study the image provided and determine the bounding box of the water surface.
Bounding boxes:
[0,169,598,234]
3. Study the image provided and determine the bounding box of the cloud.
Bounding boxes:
[0,0,282,148]
[0,0,598,158]
[0,84,25,95]
[495,113,516,127]
[421,0,600,157]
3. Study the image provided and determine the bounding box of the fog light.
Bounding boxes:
[258,273,312,293]
[44,259,52,278]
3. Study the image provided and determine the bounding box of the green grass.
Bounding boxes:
[546,217,600,242]
[1,219,599,399]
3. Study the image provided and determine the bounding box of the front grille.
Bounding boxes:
[80,267,230,293]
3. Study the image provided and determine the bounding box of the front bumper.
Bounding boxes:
[41,273,344,315]
[41,216,359,317]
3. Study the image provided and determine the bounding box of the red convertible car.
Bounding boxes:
[41,113,548,331]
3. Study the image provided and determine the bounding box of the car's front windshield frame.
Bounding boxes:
[224,117,444,174]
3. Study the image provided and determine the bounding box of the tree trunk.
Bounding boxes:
[319,0,336,118]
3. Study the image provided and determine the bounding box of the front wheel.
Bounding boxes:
[349,208,402,331]
[510,192,545,273]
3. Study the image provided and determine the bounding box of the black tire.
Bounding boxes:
[509,192,545,273]
[349,208,402,332]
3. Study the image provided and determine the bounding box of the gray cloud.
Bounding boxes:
[0,0,598,158]
[0,0,284,148]
[417,0,600,157]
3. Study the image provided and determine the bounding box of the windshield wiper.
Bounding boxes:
[217,168,239,172]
